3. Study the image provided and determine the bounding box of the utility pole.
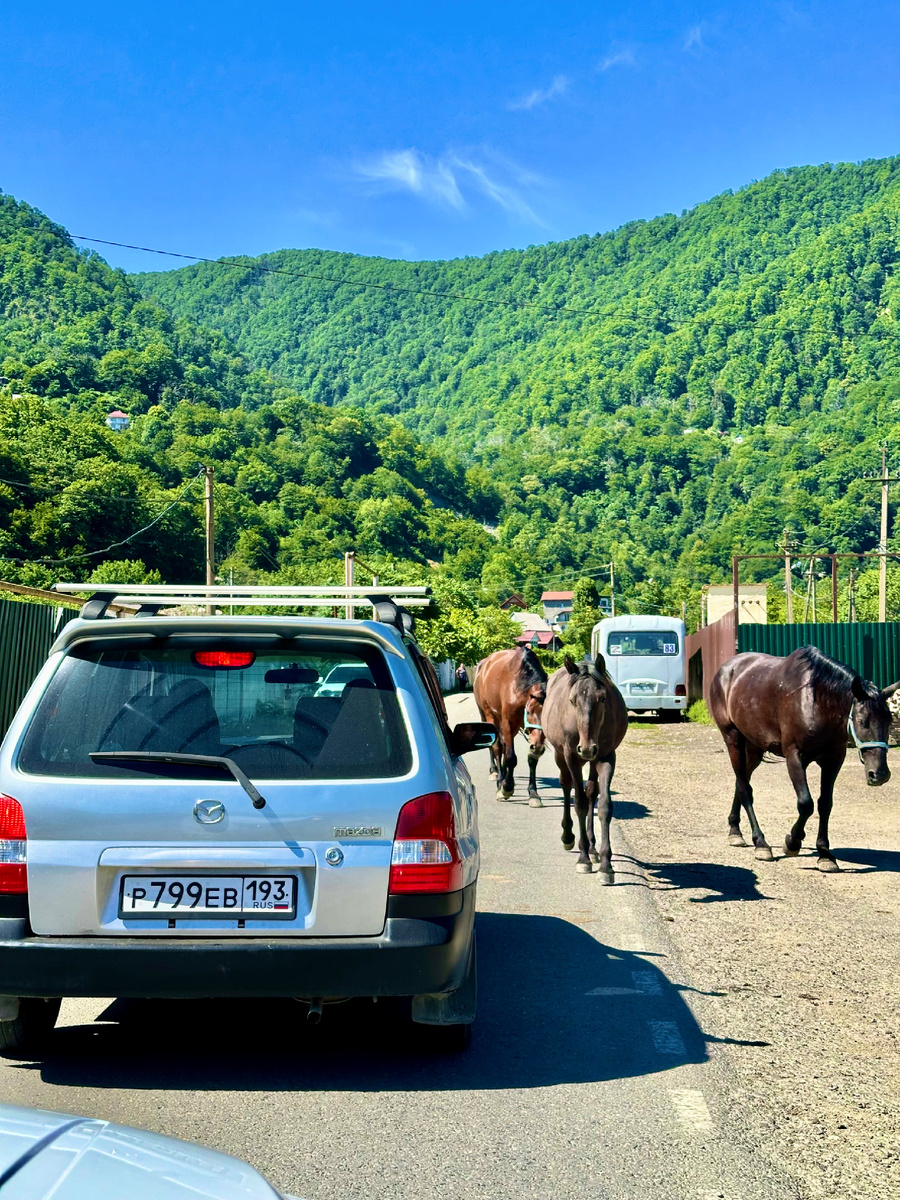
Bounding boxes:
[780,528,795,623]
[344,551,355,620]
[609,562,616,618]
[204,466,215,616]
[880,446,890,622]
[858,448,900,623]
[849,567,856,622]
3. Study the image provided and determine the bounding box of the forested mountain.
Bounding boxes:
[138,156,900,614]
[0,191,500,607]
[4,157,900,624]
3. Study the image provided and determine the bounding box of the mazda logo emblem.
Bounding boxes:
[194,799,226,825]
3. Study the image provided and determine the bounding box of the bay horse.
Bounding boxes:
[709,646,892,873]
[473,646,547,805]
[542,654,628,882]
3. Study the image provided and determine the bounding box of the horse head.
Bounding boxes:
[524,685,546,757]
[564,653,609,761]
[850,676,892,786]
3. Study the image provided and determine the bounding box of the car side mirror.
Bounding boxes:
[450,722,497,756]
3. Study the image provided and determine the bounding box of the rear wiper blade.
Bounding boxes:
[89,751,266,809]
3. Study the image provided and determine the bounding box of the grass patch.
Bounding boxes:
[686,699,715,725]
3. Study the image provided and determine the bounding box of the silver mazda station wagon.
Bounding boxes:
[0,585,494,1054]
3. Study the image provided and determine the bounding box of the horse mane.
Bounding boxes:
[576,660,610,687]
[518,647,548,693]
[795,646,889,716]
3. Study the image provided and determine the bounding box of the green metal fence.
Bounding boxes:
[737,622,900,687]
[0,601,73,739]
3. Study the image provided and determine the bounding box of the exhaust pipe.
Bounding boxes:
[306,998,324,1025]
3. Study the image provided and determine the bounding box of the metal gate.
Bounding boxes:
[0,601,73,739]
[737,622,900,688]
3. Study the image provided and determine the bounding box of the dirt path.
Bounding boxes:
[610,720,900,1199]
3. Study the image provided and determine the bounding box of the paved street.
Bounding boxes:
[0,693,797,1200]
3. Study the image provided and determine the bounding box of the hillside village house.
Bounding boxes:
[541,591,574,631]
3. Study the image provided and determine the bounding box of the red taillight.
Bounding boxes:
[389,792,463,894]
[193,651,256,669]
[0,795,26,894]
[675,684,687,697]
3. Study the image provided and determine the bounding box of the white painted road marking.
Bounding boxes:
[648,1019,687,1055]
[631,969,662,994]
[670,1088,714,1134]
[586,971,665,997]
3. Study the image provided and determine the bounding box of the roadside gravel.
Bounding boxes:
[611,720,900,1199]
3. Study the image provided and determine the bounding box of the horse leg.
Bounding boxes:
[593,754,616,884]
[724,733,771,859]
[497,721,517,800]
[584,762,599,863]
[572,760,593,874]
[813,754,844,873]
[782,749,815,859]
[723,728,747,845]
[527,750,542,807]
[558,756,575,850]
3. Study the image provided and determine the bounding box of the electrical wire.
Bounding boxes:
[69,233,893,341]
[0,470,205,566]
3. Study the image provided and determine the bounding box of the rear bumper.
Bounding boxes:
[0,886,475,1000]
[626,696,686,710]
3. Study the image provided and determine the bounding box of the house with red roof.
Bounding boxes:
[540,590,574,631]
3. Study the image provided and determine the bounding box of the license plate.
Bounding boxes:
[119,875,297,920]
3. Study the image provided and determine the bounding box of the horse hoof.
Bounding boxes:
[597,870,615,886]
[576,862,593,874]
[488,770,498,780]
[728,834,747,847]
[496,790,514,802]
[562,840,575,852]
[528,796,543,808]
[755,845,775,862]
[589,851,600,863]
[818,857,840,873]
[501,787,515,799]
[783,839,801,857]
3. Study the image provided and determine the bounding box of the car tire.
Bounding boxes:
[0,998,61,1058]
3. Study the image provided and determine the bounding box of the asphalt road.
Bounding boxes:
[0,693,799,1200]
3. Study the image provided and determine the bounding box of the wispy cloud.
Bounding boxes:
[507,74,569,112]
[351,147,546,225]
[294,207,336,227]
[354,149,465,210]
[598,48,636,71]
[683,23,704,50]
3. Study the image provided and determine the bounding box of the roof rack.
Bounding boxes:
[53,583,433,633]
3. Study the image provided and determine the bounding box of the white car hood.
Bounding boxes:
[0,1105,299,1200]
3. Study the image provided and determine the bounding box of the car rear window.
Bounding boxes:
[18,637,412,780]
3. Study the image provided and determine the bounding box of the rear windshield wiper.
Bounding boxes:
[89,751,267,809]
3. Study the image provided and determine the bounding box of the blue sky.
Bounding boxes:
[2,1,900,271]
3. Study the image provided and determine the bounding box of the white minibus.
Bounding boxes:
[590,614,687,718]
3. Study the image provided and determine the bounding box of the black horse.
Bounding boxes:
[709,646,892,873]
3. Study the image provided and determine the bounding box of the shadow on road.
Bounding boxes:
[18,914,712,1093]
[622,856,770,902]
[828,847,900,873]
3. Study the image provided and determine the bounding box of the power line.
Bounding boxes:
[69,233,893,341]
[0,470,205,565]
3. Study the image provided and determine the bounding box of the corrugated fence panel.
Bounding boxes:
[685,609,737,708]
[737,622,900,687]
[0,601,75,740]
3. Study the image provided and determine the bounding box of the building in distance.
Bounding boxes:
[105,409,130,432]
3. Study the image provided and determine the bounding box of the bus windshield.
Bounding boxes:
[607,631,679,657]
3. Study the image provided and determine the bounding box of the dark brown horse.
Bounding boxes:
[542,654,629,882]
[709,646,892,873]
[473,646,547,805]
